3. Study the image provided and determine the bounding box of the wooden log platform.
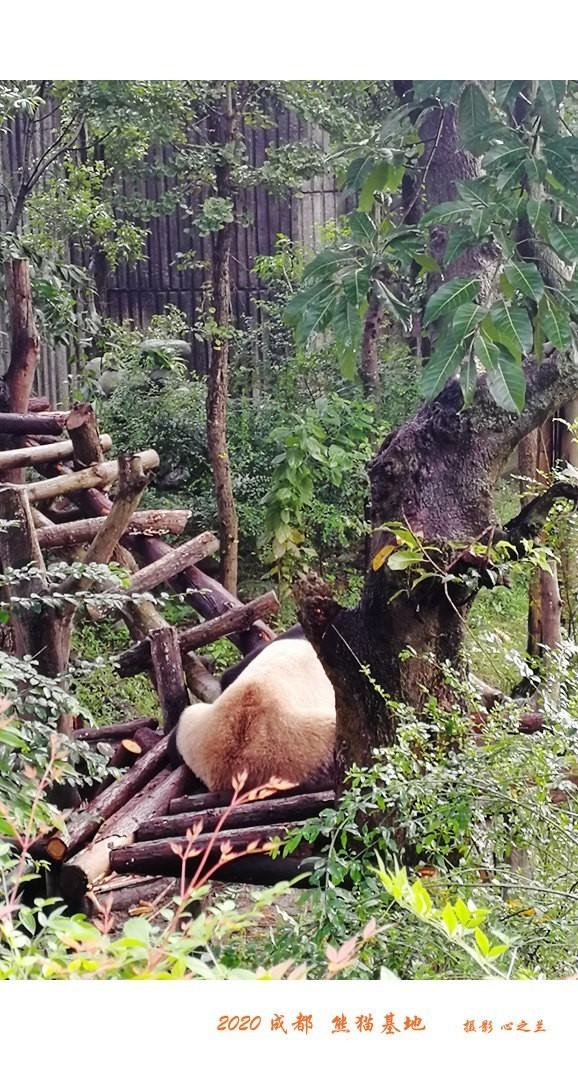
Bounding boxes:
[136,790,335,842]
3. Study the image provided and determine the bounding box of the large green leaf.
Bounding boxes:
[475,335,526,412]
[503,261,545,302]
[358,161,404,211]
[539,297,572,350]
[546,219,578,263]
[421,201,471,227]
[538,80,566,107]
[421,334,466,400]
[459,353,478,407]
[348,211,378,247]
[452,302,484,341]
[423,277,481,327]
[487,301,533,356]
[458,83,490,153]
[443,226,476,267]
[344,154,375,194]
[494,81,528,109]
[374,279,411,328]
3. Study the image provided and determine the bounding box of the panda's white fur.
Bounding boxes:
[176,638,336,791]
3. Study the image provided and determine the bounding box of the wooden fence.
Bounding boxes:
[0,101,346,406]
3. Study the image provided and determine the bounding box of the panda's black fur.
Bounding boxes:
[219,623,305,691]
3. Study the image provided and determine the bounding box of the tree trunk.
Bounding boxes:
[559,399,578,635]
[207,83,239,595]
[3,259,41,484]
[521,423,562,656]
[296,99,578,779]
[359,292,383,398]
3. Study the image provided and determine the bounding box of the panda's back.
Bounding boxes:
[177,636,336,790]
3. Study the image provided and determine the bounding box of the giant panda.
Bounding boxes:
[219,623,305,692]
[170,635,336,791]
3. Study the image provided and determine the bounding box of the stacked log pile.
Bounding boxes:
[0,401,330,913]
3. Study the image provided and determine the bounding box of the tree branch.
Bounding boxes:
[505,480,578,545]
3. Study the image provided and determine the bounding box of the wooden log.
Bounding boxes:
[0,435,112,474]
[61,734,171,858]
[73,717,159,742]
[109,821,310,877]
[0,484,70,680]
[66,403,105,469]
[136,790,335,842]
[149,626,190,732]
[36,509,191,550]
[59,765,190,904]
[0,412,69,435]
[29,397,51,412]
[169,779,332,815]
[92,875,181,913]
[117,591,280,676]
[23,449,159,503]
[130,536,275,654]
[79,455,151,570]
[126,533,219,594]
[182,651,221,704]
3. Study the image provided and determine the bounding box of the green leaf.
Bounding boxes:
[344,155,374,194]
[494,80,528,109]
[358,161,404,211]
[458,83,490,153]
[483,143,526,171]
[538,80,566,107]
[503,261,545,302]
[539,298,572,350]
[421,334,466,399]
[474,927,490,957]
[459,353,478,407]
[0,727,27,750]
[477,339,526,413]
[421,201,471,227]
[348,212,377,246]
[488,300,533,356]
[546,219,578,263]
[452,302,484,341]
[374,279,410,328]
[443,227,476,267]
[388,550,423,571]
[423,277,481,327]
[413,252,441,277]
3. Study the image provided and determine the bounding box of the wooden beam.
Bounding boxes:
[0,412,69,435]
[109,821,309,877]
[136,790,335,842]
[0,435,112,474]
[73,716,159,743]
[169,779,331,815]
[126,532,219,594]
[149,626,190,732]
[129,536,276,654]
[58,765,190,905]
[23,449,159,504]
[117,590,279,676]
[60,734,171,858]
[36,509,191,550]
